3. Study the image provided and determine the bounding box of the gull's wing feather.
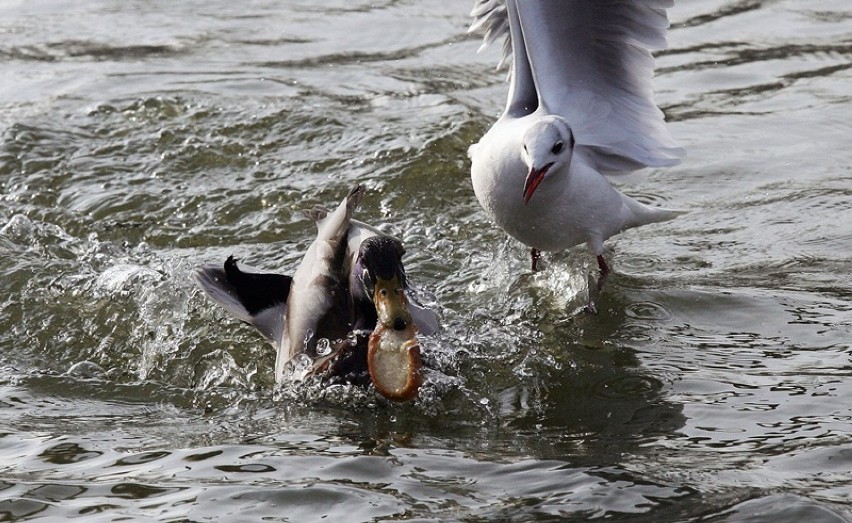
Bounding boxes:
[471,0,536,118]
[470,0,510,66]
[503,0,537,118]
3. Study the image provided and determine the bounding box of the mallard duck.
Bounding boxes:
[194,185,437,401]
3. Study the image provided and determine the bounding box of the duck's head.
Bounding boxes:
[520,116,574,204]
[355,235,412,332]
[356,235,423,402]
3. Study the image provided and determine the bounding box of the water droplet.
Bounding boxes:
[315,338,332,357]
[66,361,107,380]
[347,331,359,346]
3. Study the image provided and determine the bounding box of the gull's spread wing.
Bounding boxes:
[472,0,684,174]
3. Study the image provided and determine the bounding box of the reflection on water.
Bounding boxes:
[2,0,852,520]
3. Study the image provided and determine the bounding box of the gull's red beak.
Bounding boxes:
[523,163,552,204]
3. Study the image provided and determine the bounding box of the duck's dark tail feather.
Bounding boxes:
[194,255,291,345]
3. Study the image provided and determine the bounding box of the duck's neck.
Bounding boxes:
[352,295,378,332]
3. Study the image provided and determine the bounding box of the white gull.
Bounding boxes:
[468,0,684,309]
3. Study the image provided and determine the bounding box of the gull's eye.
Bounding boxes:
[551,141,564,155]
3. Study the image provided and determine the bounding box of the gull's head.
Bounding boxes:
[520,116,574,204]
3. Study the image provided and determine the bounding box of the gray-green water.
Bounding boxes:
[2,0,851,520]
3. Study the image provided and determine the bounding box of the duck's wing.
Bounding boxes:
[471,0,684,174]
[281,185,364,370]
[194,255,291,345]
[407,292,439,336]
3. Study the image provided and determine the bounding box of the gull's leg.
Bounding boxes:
[585,255,611,315]
[596,255,610,291]
[530,248,541,272]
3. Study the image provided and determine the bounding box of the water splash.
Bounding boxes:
[314,338,333,357]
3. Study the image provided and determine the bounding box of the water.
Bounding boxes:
[1,0,851,520]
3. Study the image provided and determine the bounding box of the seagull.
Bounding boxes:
[468,0,684,307]
[194,185,437,400]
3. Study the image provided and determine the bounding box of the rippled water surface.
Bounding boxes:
[2,0,851,520]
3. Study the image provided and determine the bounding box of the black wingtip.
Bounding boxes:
[211,255,293,316]
[224,255,241,279]
[347,184,366,211]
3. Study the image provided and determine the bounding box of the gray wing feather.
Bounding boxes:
[470,0,509,66]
